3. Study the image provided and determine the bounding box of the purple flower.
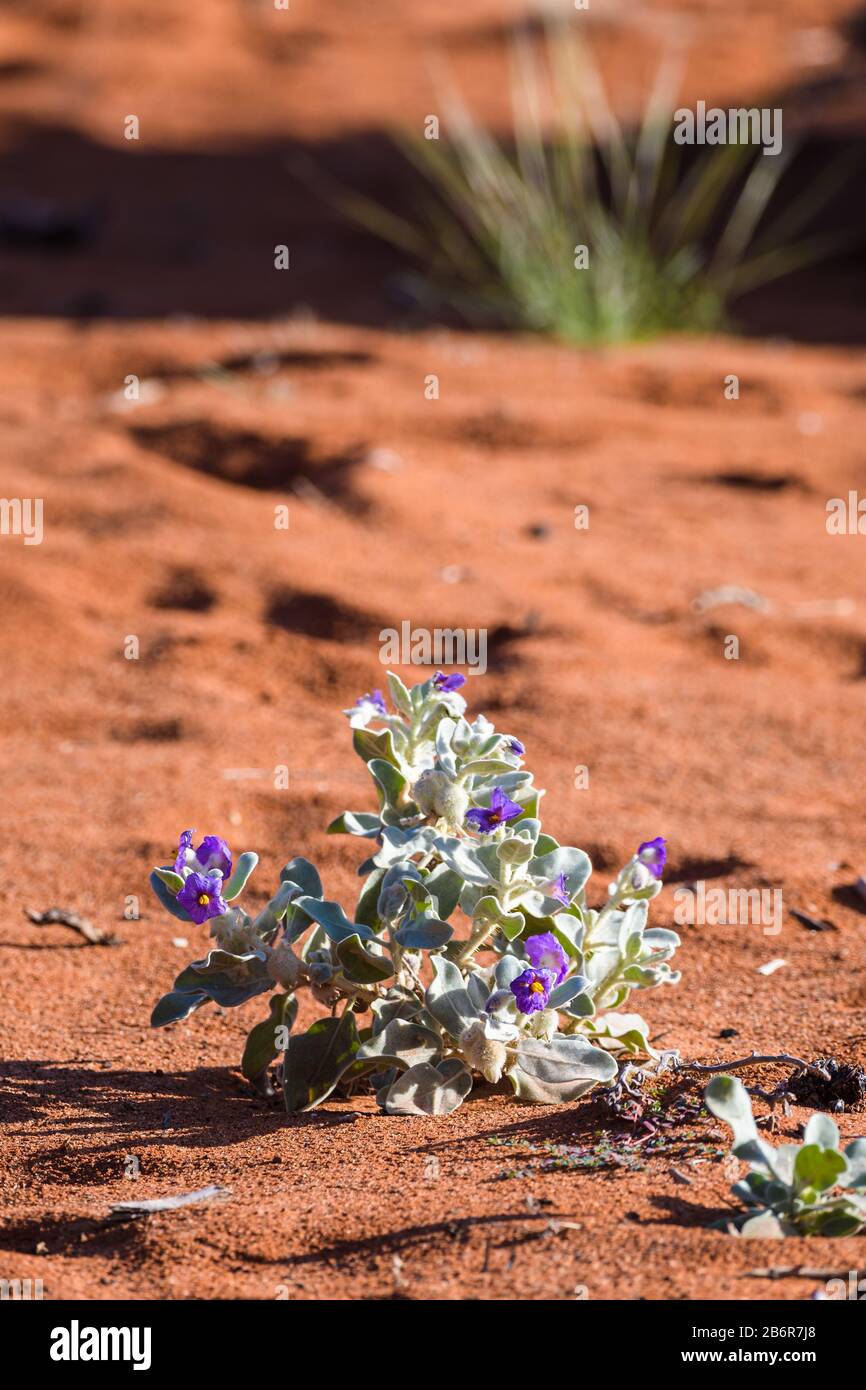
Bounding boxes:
[194,835,232,880]
[357,689,387,715]
[176,871,228,925]
[637,836,667,879]
[511,967,556,1014]
[547,873,570,908]
[465,786,523,833]
[174,828,194,874]
[506,738,525,756]
[433,671,466,692]
[525,931,568,984]
[174,830,232,881]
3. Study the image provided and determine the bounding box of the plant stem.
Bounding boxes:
[675,1053,831,1082]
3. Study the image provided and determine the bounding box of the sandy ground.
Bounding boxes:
[1,1,866,1301]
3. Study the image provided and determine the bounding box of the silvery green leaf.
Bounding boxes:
[357,1019,442,1070]
[497,837,534,867]
[494,955,526,989]
[432,836,494,886]
[550,912,585,958]
[241,992,298,1081]
[534,833,559,855]
[352,726,398,766]
[423,864,462,919]
[642,927,681,953]
[393,916,453,950]
[804,1207,866,1237]
[374,826,437,868]
[473,894,524,940]
[584,1011,655,1056]
[617,900,648,956]
[425,955,479,1039]
[283,1011,360,1114]
[458,758,516,779]
[548,975,591,1009]
[564,991,595,1018]
[466,971,491,1012]
[294,896,375,944]
[843,1139,866,1188]
[327,811,382,837]
[704,1075,759,1147]
[174,949,272,1008]
[739,1210,786,1238]
[383,1058,472,1116]
[335,933,394,984]
[585,944,620,989]
[529,846,592,898]
[510,1034,617,1103]
[386,671,413,717]
[149,869,193,921]
[355,867,386,931]
[622,964,663,987]
[369,757,409,809]
[803,1112,840,1152]
[223,851,259,902]
[151,988,208,1027]
[153,866,184,893]
[253,881,299,942]
[794,1143,847,1194]
[279,856,324,898]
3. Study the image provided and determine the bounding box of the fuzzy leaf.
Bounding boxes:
[510,1034,617,1103]
[149,868,193,922]
[241,993,298,1081]
[335,933,394,984]
[383,1058,472,1116]
[283,1012,360,1114]
[425,955,479,1039]
[150,989,209,1027]
[223,851,259,901]
[173,949,272,1008]
[294,896,375,944]
[357,1019,442,1070]
[279,857,324,899]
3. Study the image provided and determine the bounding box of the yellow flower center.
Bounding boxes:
[197,893,210,907]
[530,979,545,994]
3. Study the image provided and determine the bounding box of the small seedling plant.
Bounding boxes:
[150,673,680,1116]
[706,1075,866,1236]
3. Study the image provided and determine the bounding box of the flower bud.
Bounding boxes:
[266,941,301,989]
[412,769,469,826]
[459,1020,509,1084]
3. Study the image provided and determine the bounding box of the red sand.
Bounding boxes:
[1,1,866,1300]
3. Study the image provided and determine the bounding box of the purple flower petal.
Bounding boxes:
[194,835,232,880]
[433,671,466,692]
[548,873,570,908]
[176,872,228,925]
[465,786,523,834]
[506,738,525,756]
[174,828,194,874]
[510,967,555,1014]
[637,836,667,879]
[356,689,387,715]
[525,931,568,984]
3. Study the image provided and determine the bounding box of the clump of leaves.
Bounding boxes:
[149,672,680,1116]
[339,23,837,344]
[706,1075,866,1236]
[785,1057,866,1114]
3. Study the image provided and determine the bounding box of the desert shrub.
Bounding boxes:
[150,673,679,1115]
